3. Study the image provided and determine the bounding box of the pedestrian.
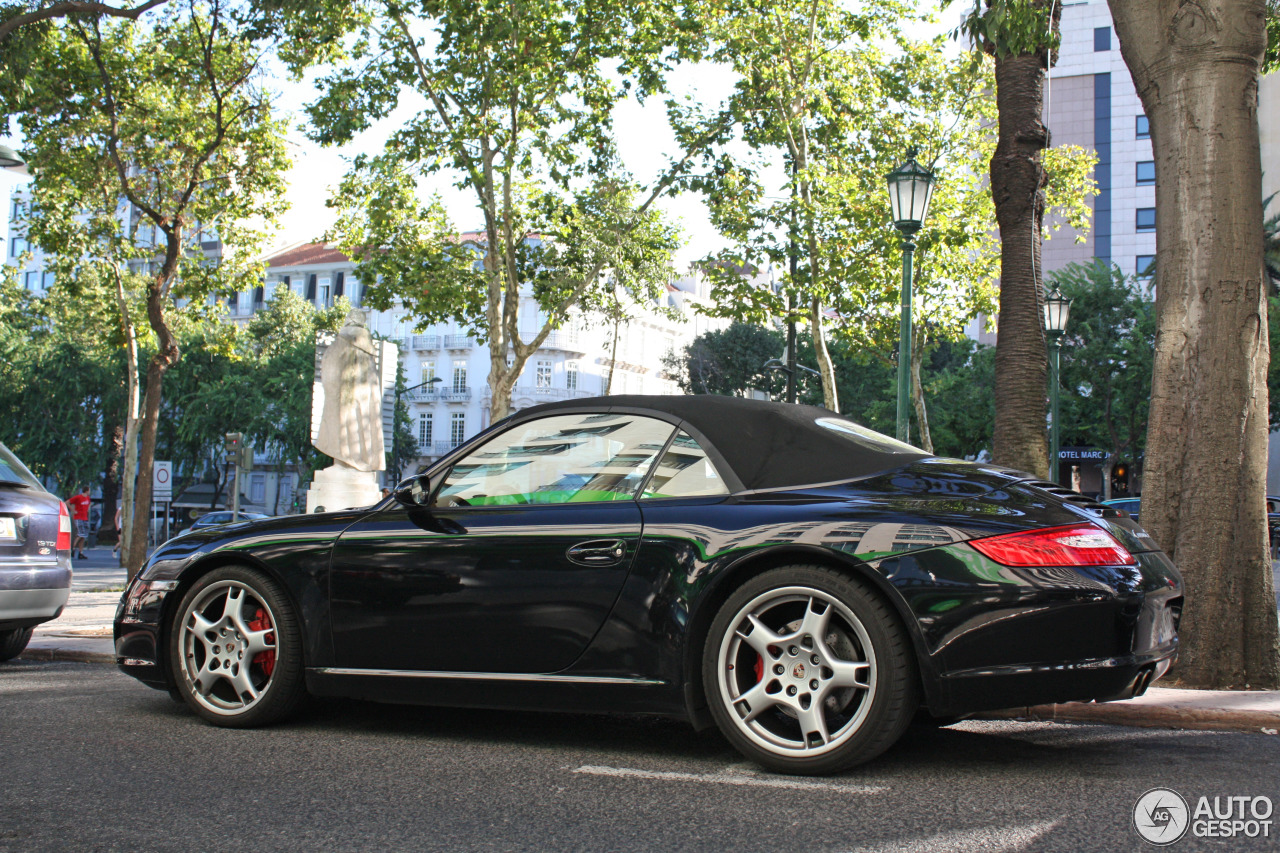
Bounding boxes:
[111,504,122,558]
[66,485,91,560]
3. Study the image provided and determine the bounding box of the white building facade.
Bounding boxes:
[259,241,726,482]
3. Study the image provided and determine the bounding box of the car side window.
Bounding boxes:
[642,431,729,499]
[436,413,676,507]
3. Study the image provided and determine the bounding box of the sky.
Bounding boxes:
[1,10,955,272]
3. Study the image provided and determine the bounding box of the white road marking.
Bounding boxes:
[572,764,888,794]
[843,819,1064,853]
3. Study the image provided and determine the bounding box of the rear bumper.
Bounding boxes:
[0,561,72,629]
[0,587,71,629]
[933,640,1178,715]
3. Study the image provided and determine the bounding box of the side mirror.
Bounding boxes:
[393,472,441,508]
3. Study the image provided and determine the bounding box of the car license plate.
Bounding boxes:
[0,517,14,540]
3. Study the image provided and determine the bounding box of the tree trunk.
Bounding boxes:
[124,273,181,577]
[808,298,839,413]
[910,330,933,453]
[990,51,1051,478]
[1109,0,1279,688]
[100,420,122,542]
[114,267,141,570]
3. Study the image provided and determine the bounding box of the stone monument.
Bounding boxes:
[305,309,390,513]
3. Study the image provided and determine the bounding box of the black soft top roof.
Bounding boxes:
[512,395,929,492]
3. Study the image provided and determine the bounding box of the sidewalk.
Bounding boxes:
[19,549,1280,735]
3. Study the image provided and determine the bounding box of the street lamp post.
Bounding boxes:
[886,148,936,444]
[0,144,24,170]
[1043,284,1071,483]
[390,376,443,484]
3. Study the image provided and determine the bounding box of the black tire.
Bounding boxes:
[702,565,918,775]
[0,627,33,662]
[168,565,307,727]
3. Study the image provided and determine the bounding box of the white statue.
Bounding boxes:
[314,310,385,472]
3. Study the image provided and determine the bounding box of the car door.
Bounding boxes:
[329,411,678,673]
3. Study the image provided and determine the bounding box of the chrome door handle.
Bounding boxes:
[566,539,627,566]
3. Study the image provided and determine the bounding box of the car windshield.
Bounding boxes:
[0,443,44,490]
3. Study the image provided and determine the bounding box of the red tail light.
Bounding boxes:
[57,501,72,552]
[969,523,1136,567]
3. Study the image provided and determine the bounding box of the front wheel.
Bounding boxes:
[703,566,918,775]
[168,566,307,727]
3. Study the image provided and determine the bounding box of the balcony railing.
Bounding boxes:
[412,334,440,351]
[405,387,442,403]
[521,330,585,352]
[487,386,595,401]
[441,386,472,402]
[443,335,475,349]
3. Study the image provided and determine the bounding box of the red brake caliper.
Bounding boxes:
[754,653,764,683]
[247,608,276,677]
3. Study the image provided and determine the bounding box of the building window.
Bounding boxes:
[1136,255,1155,279]
[42,271,54,289]
[452,360,467,393]
[566,362,578,391]
[23,270,39,290]
[450,412,466,446]
[1136,115,1150,139]
[9,236,24,259]
[318,276,331,306]
[421,363,437,387]
[418,413,433,449]
[1136,161,1155,185]
[1136,208,1156,231]
[536,360,552,388]
[1094,27,1110,51]
[250,474,266,505]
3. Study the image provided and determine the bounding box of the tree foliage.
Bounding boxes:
[0,272,125,495]
[1049,261,1154,488]
[0,0,319,572]
[310,0,722,421]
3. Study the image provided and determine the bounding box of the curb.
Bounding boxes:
[19,646,116,665]
[983,703,1280,734]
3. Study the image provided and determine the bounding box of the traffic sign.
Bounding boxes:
[153,460,173,501]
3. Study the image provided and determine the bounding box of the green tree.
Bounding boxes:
[663,322,786,398]
[2,1,301,573]
[386,361,419,484]
[1109,0,1279,689]
[159,290,347,509]
[1049,261,1154,497]
[0,273,126,495]
[308,0,728,421]
[689,7,1089,436]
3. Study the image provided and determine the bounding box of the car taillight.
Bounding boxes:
[57,501,72,552]
[969,523,1136,567]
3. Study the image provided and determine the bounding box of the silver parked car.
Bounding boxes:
[0,442,72,661]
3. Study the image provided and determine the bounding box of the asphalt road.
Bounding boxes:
[2,662,1277,853]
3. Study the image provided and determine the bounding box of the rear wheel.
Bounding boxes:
[703,565,917,775]
[0,627,33,662]
[168,566,306,727]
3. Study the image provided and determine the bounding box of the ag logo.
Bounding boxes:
[1134,788,1190,845]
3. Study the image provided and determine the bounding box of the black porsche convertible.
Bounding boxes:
[115,396,1181,775]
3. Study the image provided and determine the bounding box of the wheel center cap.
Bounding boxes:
[792,662,806,679]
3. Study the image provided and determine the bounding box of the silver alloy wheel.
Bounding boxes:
[715,585,876,757]
[178,579,279,717]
